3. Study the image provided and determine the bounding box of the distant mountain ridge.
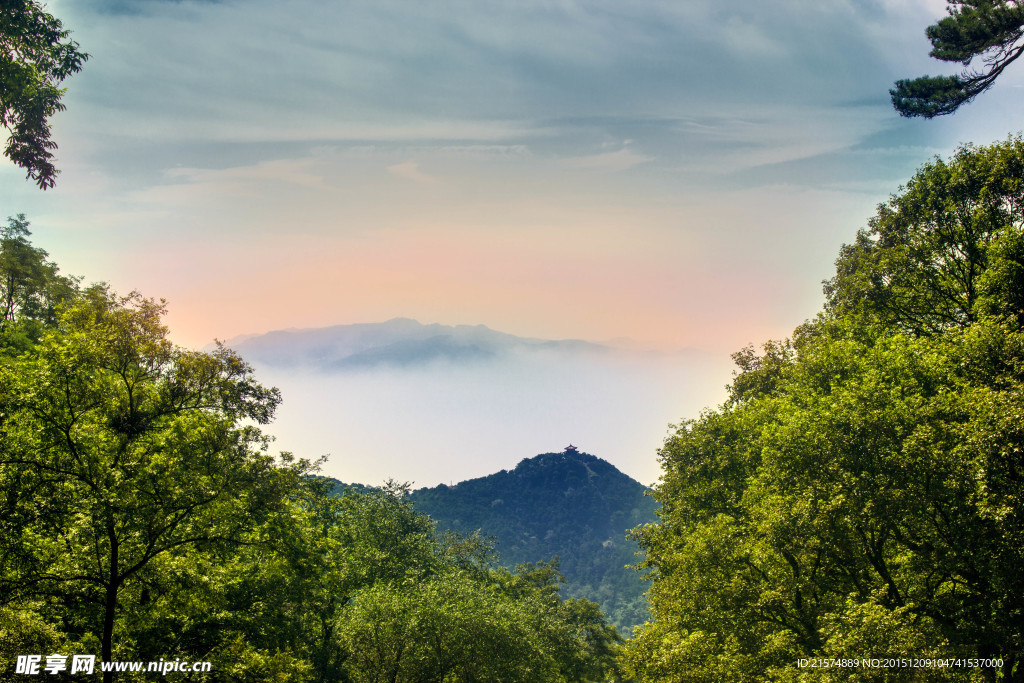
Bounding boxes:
[221,318,613,370]
[408,448,658,632]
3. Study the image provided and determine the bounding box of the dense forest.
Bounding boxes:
[0,217,622,681]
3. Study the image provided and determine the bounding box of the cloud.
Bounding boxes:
[83,0,224,15]
[46,0,960,209]
[560,146,652,172]
[249,340,732,486]
[386,161,438,184]
[57,0,943,153]
[165,158,330,190]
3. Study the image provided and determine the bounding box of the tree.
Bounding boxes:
[337,571,556,683]
[626,140,1024,681]
[892,0,1024,117]
[203,484,623,682]
[0,214,79,349]
[228,480,444,682]
[627,324,1024,682]
[0,290,295,682]
[337,558,622,683]
[1,0,88,188]
[824,136,1024,333]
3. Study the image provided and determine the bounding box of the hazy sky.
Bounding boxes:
[3,0,1023,483]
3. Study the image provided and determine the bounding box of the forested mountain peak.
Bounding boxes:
[408,448,657,631]
[511,446,623,482]
[414,448,652,532]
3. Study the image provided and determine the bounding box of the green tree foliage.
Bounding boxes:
[626,139,1024,681]
[892,1,1024,117]
[1,1,88,188]
[335,556,622,683]
[824,137,1024,333]
[337,568,554,682]
[211,484,623,682]
[0,290,293,682]
[203,480,447,682]
[0,213,79,351]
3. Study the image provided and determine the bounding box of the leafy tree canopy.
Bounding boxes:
[626,138,1024,681]
[1,1,87,188]
[0,289,292,682]
[892,0,1024,117]
[824,136,1024,333]
[0,213,79,350]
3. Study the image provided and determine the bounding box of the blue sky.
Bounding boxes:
[3,0,1022,483]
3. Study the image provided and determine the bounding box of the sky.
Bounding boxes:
[3,0,1023,484]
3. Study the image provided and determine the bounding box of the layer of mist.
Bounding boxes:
[226,320,733,486]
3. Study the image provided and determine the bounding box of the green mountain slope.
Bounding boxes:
[408,447,658,633]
